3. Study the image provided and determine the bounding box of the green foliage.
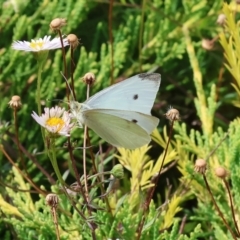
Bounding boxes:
[1,0,240,240]
[219,3,240,107]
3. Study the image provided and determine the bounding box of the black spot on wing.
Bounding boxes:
[132,119,138,123]
[133,94,138,100]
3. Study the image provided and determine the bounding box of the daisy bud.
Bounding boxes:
[46,193,59,208]
[215,166,228,179]
[194,159,207,174]
[202,39,214,51]
[8,95,22,110]
[165,107,180,122]
[216,14,226,26]
[67,34,79,50]
[83,72,96,85]
[50,18,67,31]
[110,164,124,179]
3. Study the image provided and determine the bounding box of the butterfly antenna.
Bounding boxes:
[73,145,94,150]
[60,71,76,101]
[47,98,64,103]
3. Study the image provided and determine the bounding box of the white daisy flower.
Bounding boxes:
[12,35,69,52]
[32,106,74,137]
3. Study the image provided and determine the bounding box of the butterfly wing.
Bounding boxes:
[82,109,154,149]
[85,109,159,134]
[84,73,161,114]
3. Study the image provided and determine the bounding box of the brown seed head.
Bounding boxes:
[83,72,96,85]
[50,18,67,31]
[194,159,207,174]
[46,193,59,208]
[202,39,214,51]
[8,95,22,109]
[236,0,240,4]
[215,166,228,179]
[67,34,79,50]
[216,14,226,26]
[165,107,180,122]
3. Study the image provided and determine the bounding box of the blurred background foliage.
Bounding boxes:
[1,0,240,239]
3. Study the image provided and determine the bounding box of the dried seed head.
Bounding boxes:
[165,107,180,122]
[50,18,67,31]
[46,193,59,208]
[215,166,228,179]
[83,72,96,85]
[216,14,226,26]
[110,164,124,179]
[8,95,22,109]
[236,0,240,4]
[194,159,207,174]
[202,39,214,51]
[67,34,79,50]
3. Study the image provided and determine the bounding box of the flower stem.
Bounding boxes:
[136,119,175,240]
[13,108,25,169]
[203,174,237,240]
[83,84,90,201]
[36,60,46,145]
[36,61,43,115]
[224,179,240,237]
[47,138,66,187]
[0,144,46,195]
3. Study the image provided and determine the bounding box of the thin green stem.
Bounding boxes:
[86,171,111,180]
[36,60,46,145]
[46,138,94,231]
[57,30,69,101]
[36,61,43,115]
[205,132,229,161]
[47,138,66,187]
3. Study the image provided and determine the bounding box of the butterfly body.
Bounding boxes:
[70,73,161,149]
[70,101,89,128]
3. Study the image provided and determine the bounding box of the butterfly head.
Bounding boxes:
[69,101,83,126]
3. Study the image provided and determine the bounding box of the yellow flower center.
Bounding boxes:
[46,117,64,132]
[30,42,44,50]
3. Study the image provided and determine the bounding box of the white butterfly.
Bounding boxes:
[70,73,161,149]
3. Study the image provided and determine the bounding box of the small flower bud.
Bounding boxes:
[194,159,207,174]
[67,34,79,50]
[46,193,59,208]
[110,164,124,179]
[83,72,96,85]
[165,107,180,122]
[202,39,214,51]
[216,14,226,26]
[8,95,22,109]
[215,167,228,179]
[50,18,67,31]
